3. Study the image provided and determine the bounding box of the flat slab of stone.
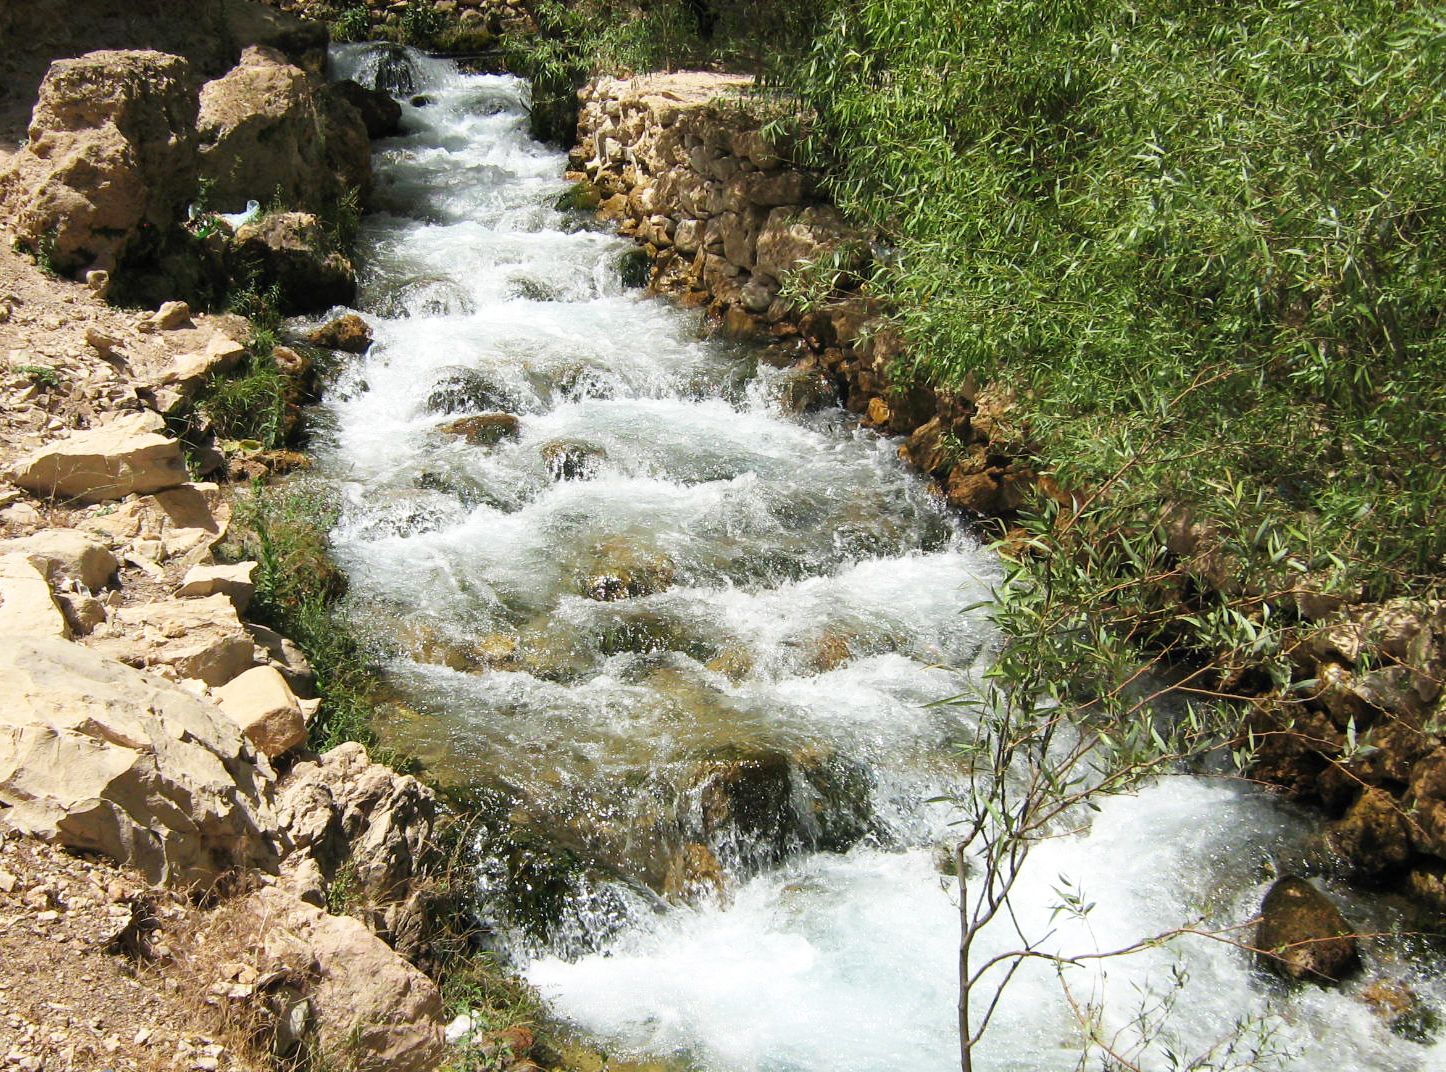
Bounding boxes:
[91,593,256,686]
[83,482,230,563]
[0,637,277,888]
[176,560,256,613]
[7,411,187,504]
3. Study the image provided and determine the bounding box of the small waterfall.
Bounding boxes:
[311,44,1445,1072]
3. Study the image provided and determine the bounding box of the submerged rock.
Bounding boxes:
[581,538,675,601]
[1255,875,1360,985]
[425,366,520,415]
[541,440,607,481]
[440,413,521,447]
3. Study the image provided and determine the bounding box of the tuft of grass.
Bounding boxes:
[198,345,288,451]
[11,363,60,389]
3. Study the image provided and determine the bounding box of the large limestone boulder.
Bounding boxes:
[327,79,403,140]
[231,211,356,314]
[0,637,278,887]
[7,411,187,504]
[92,593,256,686]
[0,529,117,591]
[0,554,69,638]
[197,46,370,217]
[275,743,440,956]
[213,664,307,757]
[0,50,199,275]
[1255,876,1360,985]
[221,887,446,1072]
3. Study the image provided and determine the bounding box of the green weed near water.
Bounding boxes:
[221,482,378,752]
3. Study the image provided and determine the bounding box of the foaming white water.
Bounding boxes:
[532,782,1444,1072]
[318,46,1443,1072]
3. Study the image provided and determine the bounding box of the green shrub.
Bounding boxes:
[401,1,445,46]
[773,0,1444,603]
[330,3,372,42]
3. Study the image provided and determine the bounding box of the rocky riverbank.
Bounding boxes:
[0,4,537,1069]
[568,71,1446,919]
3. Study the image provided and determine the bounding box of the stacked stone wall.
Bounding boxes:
[572,73,1031,516]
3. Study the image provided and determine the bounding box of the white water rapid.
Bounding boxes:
[316,46,1443,1072]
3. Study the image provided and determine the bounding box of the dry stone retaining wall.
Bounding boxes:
[572,73,1032,517]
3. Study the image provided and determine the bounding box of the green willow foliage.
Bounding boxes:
[775,0,1445,600]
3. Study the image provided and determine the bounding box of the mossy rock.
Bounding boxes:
[440,412,521,446]
[618,248,652,289]
[424,365,520,415]
[554,181,605,214]
[1255,876,1360,985]
[593,608,717,665]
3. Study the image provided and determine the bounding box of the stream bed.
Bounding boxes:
[313,46,1444,1072]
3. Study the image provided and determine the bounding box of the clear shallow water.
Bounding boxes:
[317,46,1444,1072]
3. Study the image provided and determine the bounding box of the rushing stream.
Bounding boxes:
[315,46,1443,1072]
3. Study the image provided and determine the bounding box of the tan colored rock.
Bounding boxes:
[214,665,306,757]
[249,622,318,698]
[754,205,862,282]
[176,560,256,612]
[0,554,69,638]
[0,637,278,888]
[83,482,230,562]
[7,411,187,504]
[307,313,373,354]
[149,331,248,405]
[275,742,439,955]
[152,300,193,330]
[57,591,108,636]
[0,528,117,590]
[198,46,369,217]
[0,50,199,275]
[94,593,255,686]
[230,886,446,1072]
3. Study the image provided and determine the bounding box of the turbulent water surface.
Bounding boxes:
[316,46,1444,1072]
